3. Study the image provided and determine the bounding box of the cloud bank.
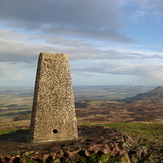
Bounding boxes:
[0,0,163,86]
[0,0,133,43]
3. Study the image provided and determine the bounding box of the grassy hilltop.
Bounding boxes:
[1,86,163,162]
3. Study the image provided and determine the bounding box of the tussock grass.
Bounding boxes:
[0,129,18,135]
[82,122,163,146]
[103,122,163,146]
[103,122,163,138]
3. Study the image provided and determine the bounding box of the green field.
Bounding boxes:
[0,128,18,135]
[82,122,163,148]
[104,122,163,138]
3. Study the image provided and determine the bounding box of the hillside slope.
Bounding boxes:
[120,86,163,102]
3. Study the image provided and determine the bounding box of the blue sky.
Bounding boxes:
[0,0,163,87]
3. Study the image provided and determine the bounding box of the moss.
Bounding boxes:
[103,122,163,146]
[67,153,130,163]
[53,158,60,163]
[98,154,112,163]
[0,129,18,135]
[119,154,131,163]
[21,151,36,163]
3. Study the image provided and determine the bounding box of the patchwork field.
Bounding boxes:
[0,85,160,129]
[0,88,33,129]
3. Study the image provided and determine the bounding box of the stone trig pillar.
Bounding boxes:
[29,53,78,143]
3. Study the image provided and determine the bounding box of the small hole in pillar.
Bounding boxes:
[53,129,58,134]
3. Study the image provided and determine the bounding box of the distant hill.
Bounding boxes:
[119,86,163,102]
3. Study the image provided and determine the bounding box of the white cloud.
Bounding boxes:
[0,29,24,39]
[0,0,133,43]
[0,30,163,64]
[118,0,157,9]
[71,59,163,85]
[146,67,163,82]
[130,10,146,22]
[0,62,36,87]
[8,73,25,81]
[44,36,92,47]
[153,10,163,18]
[0,1,163,86]
[118,0,163,21]
[0,62,24,81]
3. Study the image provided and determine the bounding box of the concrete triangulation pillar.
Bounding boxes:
[29,53,78,143]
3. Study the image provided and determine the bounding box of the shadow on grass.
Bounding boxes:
[0,129,29,142]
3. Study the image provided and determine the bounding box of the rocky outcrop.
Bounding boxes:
[129,145,163,163]
[0,125,133,163]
